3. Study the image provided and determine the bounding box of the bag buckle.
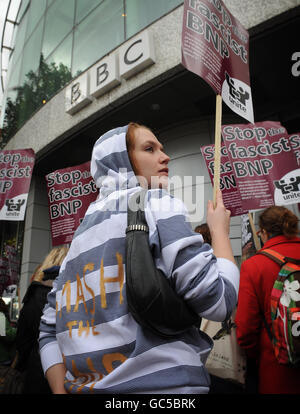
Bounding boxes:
[126,224,149,233]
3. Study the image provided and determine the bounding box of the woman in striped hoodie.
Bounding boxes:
[39,122,239,394]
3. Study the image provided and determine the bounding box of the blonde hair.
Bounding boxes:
[32,246,69,282]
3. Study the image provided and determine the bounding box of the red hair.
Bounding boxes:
[126,122,152,174]
[259,206,299,238]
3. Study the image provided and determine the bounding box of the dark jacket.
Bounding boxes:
[16,266,60,394]
[0,312,17,364]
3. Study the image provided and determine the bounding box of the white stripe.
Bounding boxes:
[83,192,120,216]
[84,187,139,217]
[97,169,135,192]
[93,132,127,161]
[91,341,203,390]
[148,192,187,214]
[146,196,188,237]
[60,213,127,272]
[201,297,227,321]
[56,313,137,356]
[41,305,56,324]
[216,258,240,295]
[90,134,126,179]
[199,281,228,322]
[160,235,212,278]
[40,341,64,374]
[182,262,220,302]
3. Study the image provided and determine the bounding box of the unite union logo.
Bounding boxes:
[274,169,300,205]
[5,199,25,212]
[274,176,300,195]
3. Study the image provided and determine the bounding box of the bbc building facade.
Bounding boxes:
[1,0,300,304]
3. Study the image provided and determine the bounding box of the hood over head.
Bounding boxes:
[91,125,139,198]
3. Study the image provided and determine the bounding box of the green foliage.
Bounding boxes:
[1,54,72,148]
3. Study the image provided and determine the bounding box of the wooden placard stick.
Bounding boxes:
[213,94,222,208]
[248,211,261,251]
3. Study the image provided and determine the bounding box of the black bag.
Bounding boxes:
[125,189,201,338]
[0,352,24,394]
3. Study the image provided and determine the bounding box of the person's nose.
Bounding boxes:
[160,151,170,164]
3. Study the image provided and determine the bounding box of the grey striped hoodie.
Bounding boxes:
[39,125,239,394]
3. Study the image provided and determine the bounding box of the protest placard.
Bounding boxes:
[0,149,35,221]
[289,133,300,166]
[182,0,254,124]
[201,143,245,216]
[222,121,300,210]
[45,161,98,246]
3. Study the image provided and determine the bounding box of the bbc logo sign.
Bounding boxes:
[65,30,155,115]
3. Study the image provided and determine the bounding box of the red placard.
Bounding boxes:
[182,0,254,123]
[45,161,98,246]
[201,143,245,216]
[0,149,35,221]
[222,121,300,210]
[289,133,300,166]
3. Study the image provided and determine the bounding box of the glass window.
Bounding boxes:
[0,56,22,139]
[42,0,75,59]
[125,0,183,38]
[72,0,124,76]
[19,20,44,86]
[46,33,72,75]
[16,0,30,24]
[6,53,22,94]
[75,0,102,23]
[12,10,29,63]
[25,0,47,40]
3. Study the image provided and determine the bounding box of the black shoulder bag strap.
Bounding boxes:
[127,189,148,232]
[125,188,201,337]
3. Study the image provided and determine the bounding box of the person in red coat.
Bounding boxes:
[235,205,300,394]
